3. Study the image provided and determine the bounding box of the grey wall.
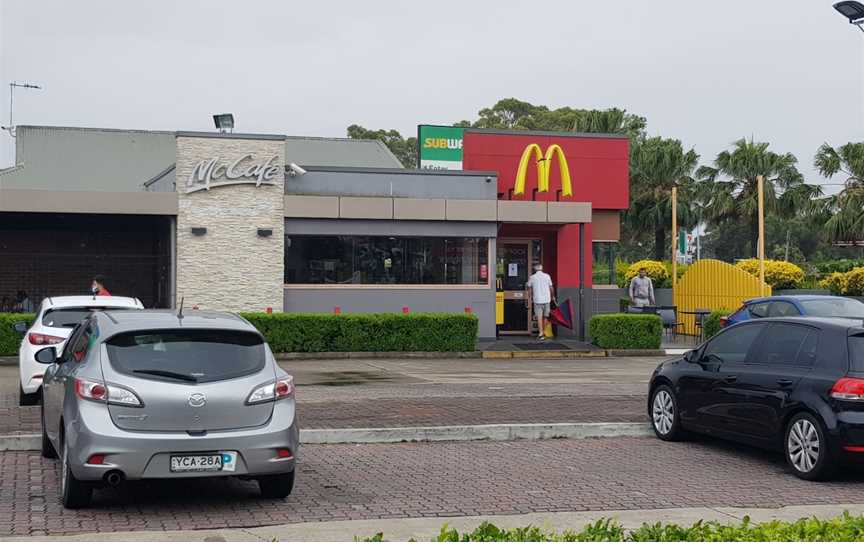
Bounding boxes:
[287,168,498,200]
[285,218,497,237]
[284,288,496,339]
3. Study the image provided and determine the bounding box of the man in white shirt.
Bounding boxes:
[526,263,556,341]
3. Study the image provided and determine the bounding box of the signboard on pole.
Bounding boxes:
[418,125,464,170]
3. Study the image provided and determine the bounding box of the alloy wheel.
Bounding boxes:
[652,390,674,435]
[788,419,820,473]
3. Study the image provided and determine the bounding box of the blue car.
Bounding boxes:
[725,295,864,328]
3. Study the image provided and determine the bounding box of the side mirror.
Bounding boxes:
[12,322,28,334]
[684,350,698,363]
[34,347,58,365]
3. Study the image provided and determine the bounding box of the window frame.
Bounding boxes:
[283,235,494,289]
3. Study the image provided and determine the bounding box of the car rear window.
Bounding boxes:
[850,335,864,372]
[800,298,864,319]
[106,329,265,383]
[42,307,134,329]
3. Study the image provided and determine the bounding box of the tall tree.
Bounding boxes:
[697,138,821,257]
[814,142,864,245]
[627,137,700,260]
[346,125,417,168]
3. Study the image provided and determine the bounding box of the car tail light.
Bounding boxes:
[75,378,142,407]
[247,377,295,405]
[28,333,64,346]
[830,377,864,401]
[276,448,293,459]
[86,454,106,465]
[719,317,729,328]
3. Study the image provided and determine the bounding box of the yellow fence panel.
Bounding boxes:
[674,259,770,335]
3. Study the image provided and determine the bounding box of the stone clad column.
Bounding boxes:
[174,134,285,312]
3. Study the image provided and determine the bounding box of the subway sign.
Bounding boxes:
[418,125,464,170]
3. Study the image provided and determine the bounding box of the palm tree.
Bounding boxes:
[627,137,700,261]
[697,138,821,257]
[814,142,864,244]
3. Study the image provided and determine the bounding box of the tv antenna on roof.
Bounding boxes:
[2,82,43,138]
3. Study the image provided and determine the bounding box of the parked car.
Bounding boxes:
[724,295,864,328]
[15,296,144,406]
[649,317,864,480]
[37,309,299,508]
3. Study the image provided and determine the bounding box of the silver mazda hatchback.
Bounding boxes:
[37,309,299,508]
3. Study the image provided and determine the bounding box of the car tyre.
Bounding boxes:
[60,433,92,509]
[40,405,56,459]
[19,383,39,406]
[650,384,685,441]
[258,470,295,499]
[785,412,834,481]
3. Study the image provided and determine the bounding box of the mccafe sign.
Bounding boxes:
[187,154,281,193]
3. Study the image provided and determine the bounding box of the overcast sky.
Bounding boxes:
[1,0,861,194]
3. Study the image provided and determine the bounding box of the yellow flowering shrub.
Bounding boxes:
[624,260,669,285]
[736,259,804,289]
[845,267,864,296]
[819,272,849,295]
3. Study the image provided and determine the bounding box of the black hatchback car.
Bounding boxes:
[649,317,864,480]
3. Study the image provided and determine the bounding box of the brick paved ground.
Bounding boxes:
[1,395,647,435]
[2,437,864,537]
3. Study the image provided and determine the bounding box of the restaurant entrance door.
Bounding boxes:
[496,239,542,335]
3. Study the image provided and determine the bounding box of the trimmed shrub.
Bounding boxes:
[359,513,864,542]
[703,309,733,340]
[588,314,662,349]
[736,258,805,289]
[239,312,478,353]
[0,313,35,356]
[820,271,850,295]
[817,259,864,274]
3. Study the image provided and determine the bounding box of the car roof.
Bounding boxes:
[745,295,853,304]
[41,296,144,310]
[745,316,864,331]
[90,309,257,338]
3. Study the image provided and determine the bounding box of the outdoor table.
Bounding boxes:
[681,309,712,343]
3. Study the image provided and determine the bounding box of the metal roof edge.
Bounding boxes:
[464,127,630,140]
[15,125,176,136]
[176,131,287,141]
[301,165,498,177]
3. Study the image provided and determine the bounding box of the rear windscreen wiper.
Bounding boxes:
[132,369,198,382]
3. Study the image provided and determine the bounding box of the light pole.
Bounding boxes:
[834,1,864,31]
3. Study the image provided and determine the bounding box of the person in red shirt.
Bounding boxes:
[91,275,111,296]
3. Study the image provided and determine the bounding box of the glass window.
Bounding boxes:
[756,323,815,365]
[797,329,820,366]
[106,330,265,384]
[284,235,489,285]
[768,301,800,317]
[703,322,765,363]
[850,335,864,372]
[42,307,135,329]
[800,298,864,319]
[748,302,769,318]
[592,242,617,285]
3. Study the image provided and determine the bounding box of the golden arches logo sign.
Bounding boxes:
[514,143,573,197]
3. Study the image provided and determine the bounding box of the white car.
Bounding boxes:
[15,296,144,405]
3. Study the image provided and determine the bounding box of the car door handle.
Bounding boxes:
[723,375,738,383]
[777,379,794,387]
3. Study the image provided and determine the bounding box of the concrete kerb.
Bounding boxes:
[0,423,653,451]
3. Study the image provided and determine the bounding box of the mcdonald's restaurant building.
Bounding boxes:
[0,126,628,340]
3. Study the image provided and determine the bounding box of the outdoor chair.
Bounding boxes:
[657,307,684,340]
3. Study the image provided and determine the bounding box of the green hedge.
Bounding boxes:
[0,313,34,356]
[703,309,733,340]
[588,314,661,349]
[360,514,864,542]
[240,312,478,353]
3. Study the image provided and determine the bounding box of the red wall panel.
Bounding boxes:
[463,131,629,210]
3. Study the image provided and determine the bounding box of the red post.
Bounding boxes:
[464,307,472,314]
[334,306,341,315]
[402,306,410,314]
[266,307,273,314]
